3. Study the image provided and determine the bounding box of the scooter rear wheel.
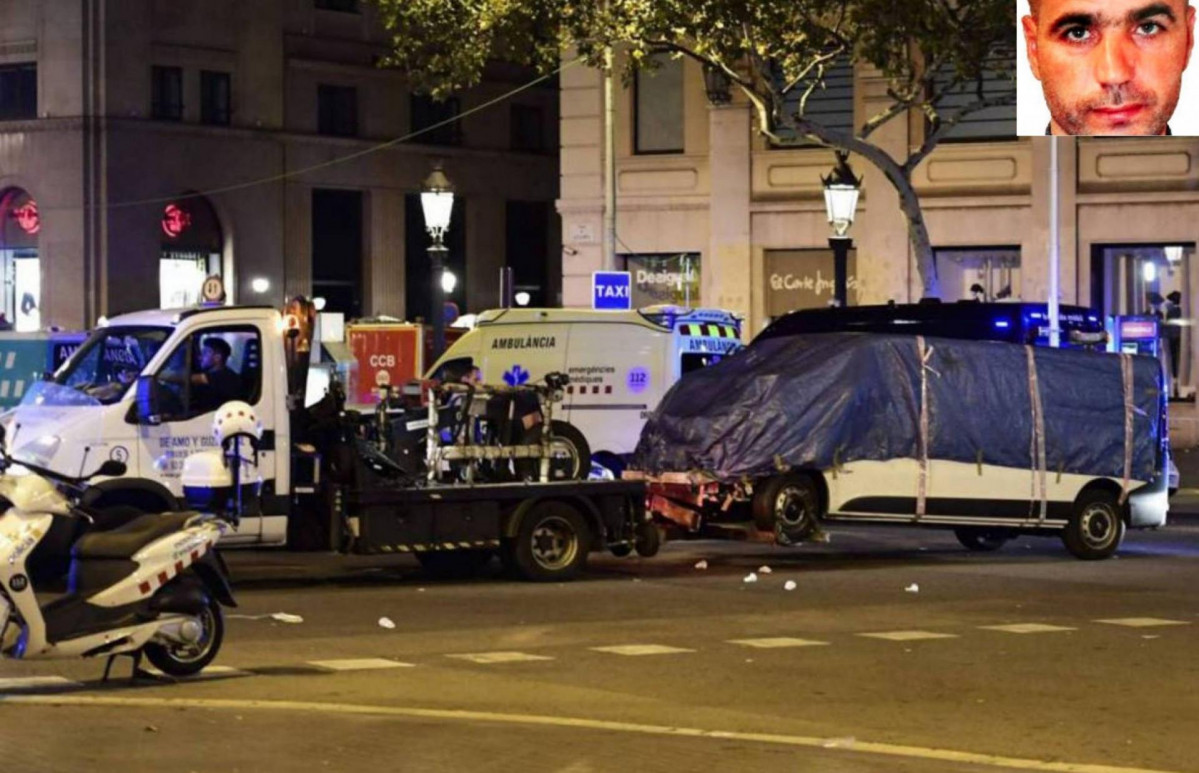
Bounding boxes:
[144,597,224,677]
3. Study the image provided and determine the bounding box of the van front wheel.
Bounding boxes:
[751,473,821,543]
[1062,490,1126,560]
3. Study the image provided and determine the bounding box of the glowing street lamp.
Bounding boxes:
[421,163,454,359]
[821,150,862,307]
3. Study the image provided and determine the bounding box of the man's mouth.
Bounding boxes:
[1090,104,1146,122]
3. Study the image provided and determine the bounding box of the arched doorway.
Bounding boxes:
[0,187,41,331]
[160,195,224,308]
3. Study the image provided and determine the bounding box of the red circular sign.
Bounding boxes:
[162,203,192,239]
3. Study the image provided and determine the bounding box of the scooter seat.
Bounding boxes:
[72,512,201,559]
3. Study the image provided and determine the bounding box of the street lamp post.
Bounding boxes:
[421,163,454,360]
[821,151,862,308]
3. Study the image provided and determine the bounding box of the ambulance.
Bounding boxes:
[425,306,743,473]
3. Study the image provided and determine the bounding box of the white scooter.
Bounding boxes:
[0,415,244,681]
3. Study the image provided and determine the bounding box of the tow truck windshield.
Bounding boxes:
[47,325,172,406]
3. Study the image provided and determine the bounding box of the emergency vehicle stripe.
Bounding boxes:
[157,571,169,585]
[175,561,185,575]
[138,581,152,595]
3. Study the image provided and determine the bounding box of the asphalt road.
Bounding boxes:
[2,519,1198,773]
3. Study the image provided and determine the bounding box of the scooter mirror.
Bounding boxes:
[95,459,127,478]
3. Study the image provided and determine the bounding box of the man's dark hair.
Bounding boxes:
[1168,290,1183,304]
[203,337,232,361]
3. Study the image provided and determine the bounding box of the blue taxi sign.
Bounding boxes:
[592,271,632,310]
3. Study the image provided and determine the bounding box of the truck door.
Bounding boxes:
[135,323,274,544]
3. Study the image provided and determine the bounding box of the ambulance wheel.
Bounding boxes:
[144,597,224,677]
[517,421,591,482]
[509,501,590,581]
[751,473,820,541]
[1062,490,1126,560]
[954,528,1009,552]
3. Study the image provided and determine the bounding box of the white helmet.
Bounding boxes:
[212,400,264,446]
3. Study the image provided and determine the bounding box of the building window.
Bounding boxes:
[411,94,462,146]
[0,63,36,121]
[771,59,854,147]
[200,71,231,126]
[152,66,184,121]
[933,246,1021,302]
[318,84,358,137]
[510,104,545,152]
[634,53,684,154]
[312,189,364,319]
[315,0,359,11]
[929,54,1016,141]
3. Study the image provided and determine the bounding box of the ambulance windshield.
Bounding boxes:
[49,326,172,405]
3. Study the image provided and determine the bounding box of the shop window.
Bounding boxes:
[315,0,359,11]
[933,247,1021,302]
[0,63,36,121]
[928,53,1016,141]
[151,325,263,421]
[411,94,462,146]
[634,53,684,154]
[510,104,545,152]
[622,253,701,307]
[200,71,231,126]
[0,188,41,331]
[160,196,223,308]
[152,66,184,121]
[318,84,358,137]
[770,59,854,147]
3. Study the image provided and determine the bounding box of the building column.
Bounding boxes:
[707,101,752,323]
[558,53,605,308]
[1027,136,1079,305]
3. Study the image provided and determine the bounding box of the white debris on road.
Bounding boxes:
[378,617,396,629]
[694,560,709,570]
[784,580,798,591]
[758,566,772,574]
[271,612,304,624]
[904,583,920,593]
[743,572,758,583]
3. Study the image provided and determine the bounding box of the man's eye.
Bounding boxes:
[1137,21,1164,35]
[1063,26,1092,42]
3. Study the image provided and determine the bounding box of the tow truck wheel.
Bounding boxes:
[751,473,820,541]
[954,528,1010,552]
[144,597,224,677]
[1062,489,1126,560]
[509,501,590,581]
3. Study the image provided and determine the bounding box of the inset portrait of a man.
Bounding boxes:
[1019,0,1196,135]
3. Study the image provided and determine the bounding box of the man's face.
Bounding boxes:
[200,346,222,371]
[1022,0,1196,134]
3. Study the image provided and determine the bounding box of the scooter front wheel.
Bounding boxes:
[144,597,224,677]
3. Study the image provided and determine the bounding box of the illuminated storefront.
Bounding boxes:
[160,196,224,308]
[0,188,41,332]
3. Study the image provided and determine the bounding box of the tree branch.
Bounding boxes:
[903,92,1017,175]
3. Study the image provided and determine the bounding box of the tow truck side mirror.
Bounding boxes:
[135,375,162,426]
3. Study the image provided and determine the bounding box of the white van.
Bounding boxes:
[425,306,742,471]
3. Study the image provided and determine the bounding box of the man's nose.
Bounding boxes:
[1094,33,1135,87]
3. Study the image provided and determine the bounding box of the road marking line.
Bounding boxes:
[1094,618,1190,628]
[308,658,415,671]
[858,631,959,642]
[0,676,78,691]
[0,694,1180,773]
[447,652,554,664]
[590,644,695,656]
[143,665,251,680]
[979,624,1077,635]
[727,637,830,649]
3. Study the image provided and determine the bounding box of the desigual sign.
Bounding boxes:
[624,254,701,308]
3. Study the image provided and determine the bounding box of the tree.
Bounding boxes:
[373,0,1016,299]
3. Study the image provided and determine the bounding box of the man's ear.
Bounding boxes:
[1186,5,1196,69]
[1022,16,1042,80]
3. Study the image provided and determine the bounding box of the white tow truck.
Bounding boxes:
[3,298,648,581]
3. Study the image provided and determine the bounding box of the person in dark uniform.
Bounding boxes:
[1165,290,1184,397]
[191,337,243,412]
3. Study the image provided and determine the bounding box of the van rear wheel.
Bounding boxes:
[751,473,821,544]
[1062,490,1126,560]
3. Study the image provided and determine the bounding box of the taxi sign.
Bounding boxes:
[592,271,632,310]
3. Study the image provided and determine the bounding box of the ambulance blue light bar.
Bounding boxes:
[993,318,1011,329]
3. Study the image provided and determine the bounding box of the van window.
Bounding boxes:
[151,325,262,421]
[430,357,477,384]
